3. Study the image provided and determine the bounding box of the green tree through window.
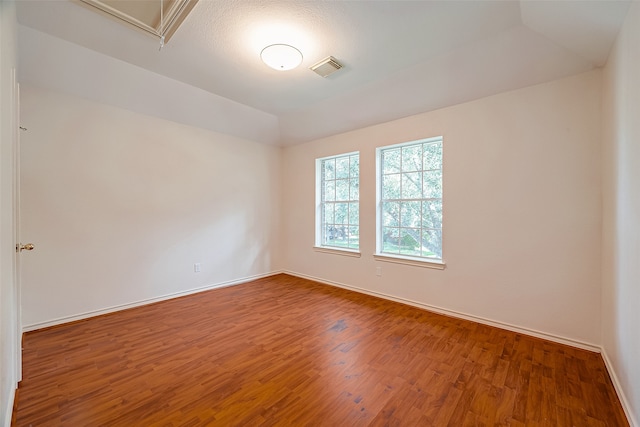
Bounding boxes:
[378,137,442,260]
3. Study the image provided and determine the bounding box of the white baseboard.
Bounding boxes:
[283,270,602,353]
[23,271,283,332]
[601,349,638,427]
[4,385,15,427]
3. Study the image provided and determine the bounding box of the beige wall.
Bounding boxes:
[0,0,19,425]
[282,71,603,348]
[602,2,640,425]
[19,85,282,329]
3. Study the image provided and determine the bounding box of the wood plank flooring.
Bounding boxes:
[13,274,629,426]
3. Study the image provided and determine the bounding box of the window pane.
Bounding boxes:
[401,172,422,199]
[382,174,400,199]
[382,227,399,253]
[330,225,347,246]
[350,178,359,200]
[383,148,401,174]
[324,224,336,243]
[423,170,442,199]
[327,225,342,239]
[421,229,442,259]
[336,179,349,201]
[423,142,442,171]
[402,145,422,172]
[382,201,399,227]
[400,201,421,228]
[336,157,350,179]
[323,159,335,180]
[324,180,335,201]
[323,203,334,226]
[349,156,359,177]
[422,200,442,229]
[399,228,421,256]
[349,203,359,225]
[335,203,348,224]
[348,226,359,248]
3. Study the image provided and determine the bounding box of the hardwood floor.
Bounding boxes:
[13,274,628,426]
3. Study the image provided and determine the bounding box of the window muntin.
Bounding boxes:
[317,152,360,250]
[378,137,442,260]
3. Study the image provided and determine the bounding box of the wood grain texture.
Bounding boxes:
[13,274,629,426]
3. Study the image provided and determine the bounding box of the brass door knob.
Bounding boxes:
[18,243,35,252]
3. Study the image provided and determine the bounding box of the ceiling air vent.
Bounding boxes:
[310,56,343,78]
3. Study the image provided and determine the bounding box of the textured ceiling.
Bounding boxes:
[16,0,631,145]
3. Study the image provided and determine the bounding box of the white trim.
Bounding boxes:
[4,385,15,427]
[22,271,282,332]
[379,135,443,151]
[315,150,360,163]
[374,253,445,269]
[283,270,601,353]
[601,349,638,427]
[313,246,361,257]
[79,0,193,38]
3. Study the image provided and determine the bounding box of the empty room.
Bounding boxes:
[1,0,639,425]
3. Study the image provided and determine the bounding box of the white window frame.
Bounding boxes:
[375,137,444,269]
[315,151,361,257]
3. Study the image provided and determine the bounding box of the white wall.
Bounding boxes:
[283,71,603,348]
[602,2,640,425]
[19,85,282,329]
[0,0,19,425]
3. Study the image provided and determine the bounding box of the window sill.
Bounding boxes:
[313,246,362,258]
[373,253,445,269]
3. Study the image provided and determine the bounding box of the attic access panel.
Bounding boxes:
[79,0,198,43]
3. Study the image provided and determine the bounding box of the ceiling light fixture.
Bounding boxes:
[261,44,303,71]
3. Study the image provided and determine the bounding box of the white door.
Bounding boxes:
[14,81,35,381]
[13,78,23,381]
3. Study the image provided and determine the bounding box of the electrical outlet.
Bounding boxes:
[194,263,201,273]
[376,266,382,276]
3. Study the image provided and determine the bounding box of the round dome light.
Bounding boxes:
[260,44,303,71]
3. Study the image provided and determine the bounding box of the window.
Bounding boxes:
[316,152,360,252]
[377,137,443,264]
